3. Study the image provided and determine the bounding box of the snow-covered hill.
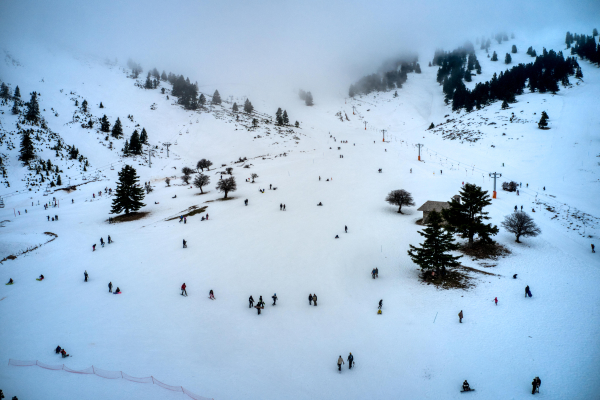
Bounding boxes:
[0,31,599,400]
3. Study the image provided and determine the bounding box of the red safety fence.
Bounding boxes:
[8,359,213,400]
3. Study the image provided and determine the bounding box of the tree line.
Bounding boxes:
[348,58,421,97]
[567,29,600,65]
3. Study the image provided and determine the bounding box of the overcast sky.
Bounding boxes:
[1,0,598,94]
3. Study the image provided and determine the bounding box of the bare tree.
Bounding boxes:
[216,176,237,199]
[385,189,415,214]
[181,174,191,184]
[226,167,233,175]
[165,177,170,187]
[197,159,213,172]
[181,166,193,184]
[193,173,210,194]
[501,212,541,243]
[251,173,258,183]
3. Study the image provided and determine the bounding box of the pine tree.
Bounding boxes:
[25,92,40,123]
[100,115,111,132]
[511,45,517,54]
[305,91,314,106]
[199,94,206,106]
[129,130,141,155]
[505,53,512,64]
[407,211,462,276]
[140,128,148,144]
[111,117,123,138]
[0,83,9,99]
[475,60,482,74]
[110,165,146,215]
[501,100,509,109]
[14,86,20,98]
[593,28,598,37]
[538,111,549,129]
[295,121,299,128]
[243,98,254,113]
[283,110,289,125]
[491,51,498,61]
[19,131,35,165]
[161,71,167,81]
[276,108,283,125]
[99,102,104,108]
[145,73,153,89]
[57,175,62,186]
[415,63,422,73]
[441,184,499,246]
[464,70,472,82]
[81,99,88,112]
[123,140,130,155]
[211,90,222,105]
[232,102,238,112]
[11,99,19,115]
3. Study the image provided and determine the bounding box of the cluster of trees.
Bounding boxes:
[434,45,481,90]
[171,75,199,109]
[123,128,148,156]
[440,47,579,112]
[526,47,538,57]
[144,72,160,89]
[275,108,289,125]
[298,90,313,106]
[349,60,421,97]
[406,184,541,280]
[0,83,20,101]
[127,59,143,79]
[568,30,600,65]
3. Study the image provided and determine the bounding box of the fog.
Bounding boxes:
[1,0,598,96]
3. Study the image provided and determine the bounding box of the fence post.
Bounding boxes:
[92,366,95,374]
[121,371,123,378]
[152,376,155,384]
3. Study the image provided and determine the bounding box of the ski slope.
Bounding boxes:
[1,32,599,400]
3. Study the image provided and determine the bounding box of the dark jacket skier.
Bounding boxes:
[347,353,354,369]
[84,270,88,282]
[309,293,313,305]
[525,285,530,298]
[272,293,277,305]
[55,346,62,354]
[249,296,254,308]
[378,300,383,310]
[108,282,113,293]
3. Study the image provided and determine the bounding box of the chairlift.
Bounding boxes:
[0,196,4,208]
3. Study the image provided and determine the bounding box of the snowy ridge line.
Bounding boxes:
[8,359,214,400]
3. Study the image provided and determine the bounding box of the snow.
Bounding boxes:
[1,32,599,400]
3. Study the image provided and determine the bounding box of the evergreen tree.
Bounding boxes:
[505,53,512,64]
[211,90,222,105]
[576,67,583,79]
[283,110,289,125]
[407,211,462,276]
[464,70,472,82]
[276,108,283,125]
[0,83,9,99]
[348,85,356,98]
[25,92,40,123]
[81,99,88,112]
[140,128,148,144]
[199,93,206,106]
[19,131,35,165]
[14,86,20,98]
[305,91,314,106]
[415,63,422,73]
[441,183,499,246]
[295,121,299,128]
[161,71,167,81]
[11,99,19,115]
[123,140,130,155]
[111,117,123,138]
[501,100,509,109]
[593,28,598,37]
[57,175,62,186]
[145,73,153,89]
[110,165,146,214]
[538,111,549,128]
[129,130,142,155]
[491,51,498,61]
[100,115,111,132]
[475,60,482,74]
[243,98,254,113]
[99,102,104,108]
[511,45,517,54]
[232,102,238,112]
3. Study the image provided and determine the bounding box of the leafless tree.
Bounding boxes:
[194,173,210,194]
[226,167,233,175]
[165,177,170,187]
[251,173,258,183]
[385,189,415,214]
[216,176,237,199]
[501,212,541,243]
[197,159,213,172]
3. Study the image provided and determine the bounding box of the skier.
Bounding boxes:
[108,282,113,293]
[283,205,286,211]
[108,235,112,244]
[181,283,187,296]
[313,294,317,306]
[375,267,379,278]
[337,356,344,371]
[55,345,62,354]
[347,353,354,369]
[458,310,463,323]
[345,225,348,233]
[38,274,44,281]
[532,377,541,394]
[521,205,523,211]
[47,216,50,221]
[372,269,376,279]
[100,237,104,248]
[209,290,215,300]
[514,205,517,212]
[335,235,339,239]
[317,202,323,206]
[245,199,248,206]
[61,349,69,358]
[183,239,187,248]
[184,217,187,224]
[84,270,88,282]
[93,244,96,251]
[280,203,283,210]
[378,300,383,310]
[272,293,277,305]
[525,285,530,298]
[249,295,254,308]
[513,274,517,279]
[270,184,272,190]
[462,380,471,392]
[309,293,313,305]
[494,297,498,306]
[592,244,596,253]
[319,176,321,181]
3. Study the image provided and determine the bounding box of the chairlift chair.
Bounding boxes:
[0,197,4,208]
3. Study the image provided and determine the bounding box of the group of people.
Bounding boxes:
[108,282,121,294]
[249,295,266,314]
[46,215,59,221]
[93,235,112,251]
[55,345,69,358]
[337,353,354,371]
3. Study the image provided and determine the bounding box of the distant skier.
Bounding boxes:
[514,205,517,212]
[372,269,376,279]
[100,237,105,248]
[181,283,187,296]
[335,235,339,239]
[55,345,62,354]
[345,225,348,233]
[114,287,121,294]
[313,294,317,306]
[525,285,530,298]
[347,353,354,369]
[93,244,96,251]
[592,244,596,253]
[108,282,113,293]
[249,295,254,308]
[271,293,277,305]
[183,239,187,248]
[378,300,383,310]
[209,290,215,300]
[61,349,69,358]
[494,297,498,306]
[283,205,286,211]
[337,356,344,371]
[458,310,463,323]
[84,270,88,282]
[38,274,44,281]
[462,380,471,392]
[184,217,187,224]
[245,199,248,206]
[532,376,541,394]
[309,293,313,305]
[513,274,517,279]
[375,267,379,278]
[108,235,112,244]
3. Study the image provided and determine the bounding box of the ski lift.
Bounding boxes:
[0,196,4,208]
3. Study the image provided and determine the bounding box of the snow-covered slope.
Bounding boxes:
[0,32,599,400]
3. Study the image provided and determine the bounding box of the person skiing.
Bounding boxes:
[84,270,88,282]
[183,239,187,248]
[179,215,183,223]
[313,294,317,306]
[61,349,69,358]
[335,235,339,239]
[532,377,541,394]
[513,274,518,279]
[181,283,187,296]
[378,300,383,310]
[494,297,498,306]
[458,310,463,323]
[38,274,44,281]
[462,380,471,391]
[100,237,105,248]
[108,282,113,293]
[309,293,313,305]
[209,290,215,300]
[271,293,277,305]
[375,267,379,278]
[525,285,530,298]
[7,278,13,284]
[347,353,354,369]
[55,345,62,354]
[108,235,112,244]
[337,356,344,371]
[514,205,517,211]
[317,202,323,206]
[92,244,96,251]
[345,225,348,233]
[256,296,265,315]
[249,295,254,308]
[592,244,596,253]
[283,205,286,211]
[372,269,376,279]
[184,217,187,224]
[245,199,248,206]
